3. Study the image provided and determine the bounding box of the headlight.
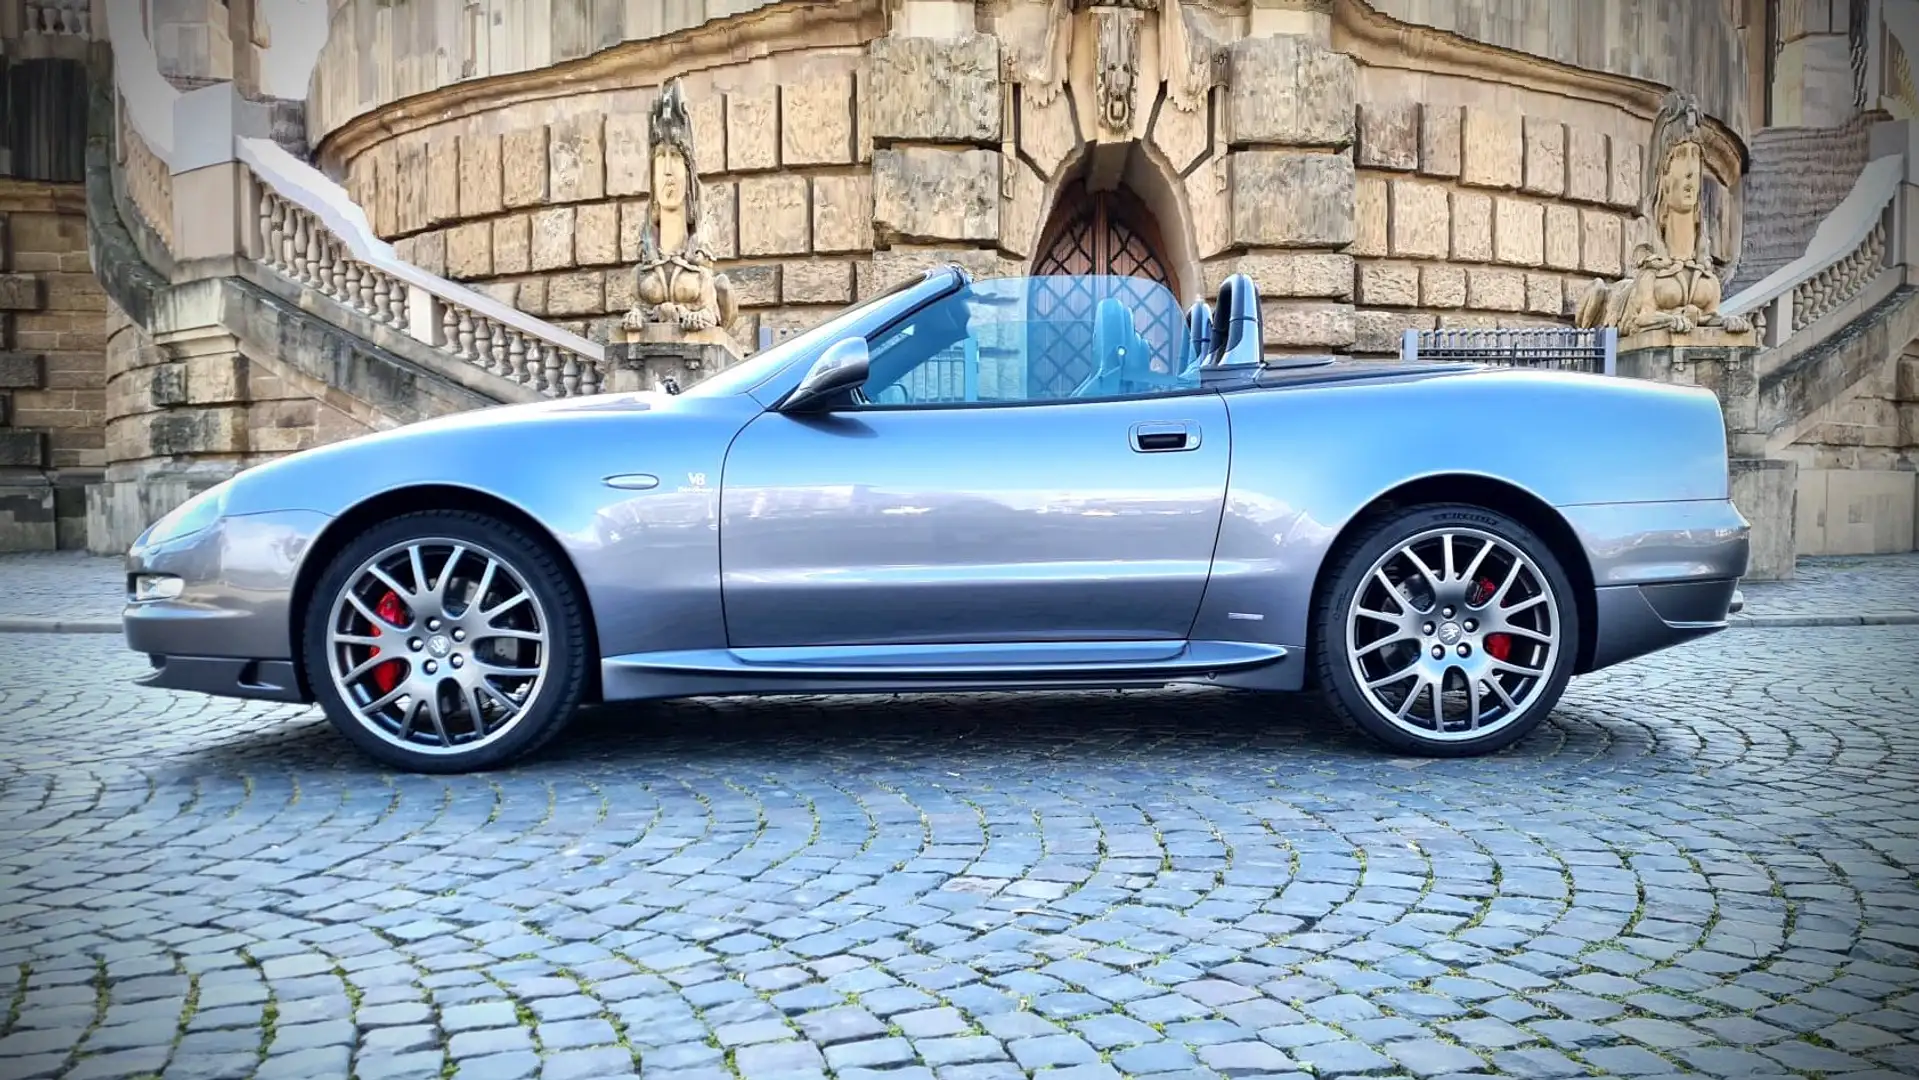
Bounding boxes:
[140,483,230,547]
[131,574,185,602]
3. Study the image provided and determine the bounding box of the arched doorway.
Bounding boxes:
[1027,180,1185,398]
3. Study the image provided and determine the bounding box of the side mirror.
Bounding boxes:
[781,336,870,413]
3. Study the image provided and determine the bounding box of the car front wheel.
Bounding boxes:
[302,510,590,772]
[1312,503,1580,756]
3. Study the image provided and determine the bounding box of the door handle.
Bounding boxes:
[1130,421,1200,453]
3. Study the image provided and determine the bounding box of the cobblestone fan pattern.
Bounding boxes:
[0,554,124,623]
[2,630,1918,1080]
[5,552,1919,629]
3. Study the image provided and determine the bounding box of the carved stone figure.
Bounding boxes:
[1003,0,1221,116]
[622,79,739,343]
[1575,92,1752,339]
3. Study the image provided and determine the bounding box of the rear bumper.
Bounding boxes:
[1561,498,1750,673]
[1586,578,1740,672]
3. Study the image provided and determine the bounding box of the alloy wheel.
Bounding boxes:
[323,538,550,755]
[1344,526,1562,741]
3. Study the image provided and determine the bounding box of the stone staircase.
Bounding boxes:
[1726,115,1879,297]
[84,0,615,552]
[1717,122,1919,565]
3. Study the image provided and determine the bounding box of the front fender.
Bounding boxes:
[205,393,764,660]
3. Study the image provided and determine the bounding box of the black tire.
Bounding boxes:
[300,509,591,773]
[1310,502,1581,757]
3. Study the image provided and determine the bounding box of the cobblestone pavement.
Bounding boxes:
[1,627,1917,1080]
[5,551,1917,630]
[1733,554,1919,625]
[0,553,122,625]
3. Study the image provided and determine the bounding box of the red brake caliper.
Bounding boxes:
[1474,577,1513,661]
[367,591,408,694]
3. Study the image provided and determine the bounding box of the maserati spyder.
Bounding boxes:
[121,265,1750,772]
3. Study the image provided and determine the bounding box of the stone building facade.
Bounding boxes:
[301,0,1755,364]
[26,0,1919,564]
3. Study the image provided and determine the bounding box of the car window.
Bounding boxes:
[857,275,1201,407]
[679,270,945,399]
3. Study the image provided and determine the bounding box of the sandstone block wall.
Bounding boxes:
[0,185,107,551]
[1783,348,1919,555]
[1359,0,1750,139]
[338,49,879,355]
[1342,96,1646,355]
[303,8,1750,367]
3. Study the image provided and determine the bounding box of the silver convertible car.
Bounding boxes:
[122,266,1749,772]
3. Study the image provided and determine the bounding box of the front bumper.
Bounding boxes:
[122,509,331,695]
[135,653,309,703]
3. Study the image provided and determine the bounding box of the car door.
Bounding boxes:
[717,275,1232,649]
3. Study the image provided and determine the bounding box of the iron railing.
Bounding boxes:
[1401,326,1618,375]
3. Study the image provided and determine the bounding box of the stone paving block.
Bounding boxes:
[2,623,1919,1080]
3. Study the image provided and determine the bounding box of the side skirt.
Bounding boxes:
[599,639,1291,701]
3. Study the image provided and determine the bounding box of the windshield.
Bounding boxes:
[858,274,1192,405]
[678,271,941,399]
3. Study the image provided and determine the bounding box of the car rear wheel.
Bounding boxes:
[301,510,590,773]
[1311,503,1580,756]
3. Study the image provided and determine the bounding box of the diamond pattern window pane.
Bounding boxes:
[1029,184,1180,398]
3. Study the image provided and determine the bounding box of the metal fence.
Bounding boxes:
[1401,326,1618,375]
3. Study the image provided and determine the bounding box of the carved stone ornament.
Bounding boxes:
[1003,0,1222,115]
[621,79,740,348]
[1095,7,1143,134]
[1574,92,1752,340]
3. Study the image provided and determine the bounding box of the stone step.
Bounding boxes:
[0,352,46,390]
[0,430,47,468]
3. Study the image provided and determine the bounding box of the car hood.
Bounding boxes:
[211,386,746,515]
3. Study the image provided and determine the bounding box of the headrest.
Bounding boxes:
[1210,274,1262,363]
[1183,301,1215,372]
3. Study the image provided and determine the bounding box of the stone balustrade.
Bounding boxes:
[21,0,87,35]
[116,104,174,251]
[238,138,607,399]
[1724,154,1904,351]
